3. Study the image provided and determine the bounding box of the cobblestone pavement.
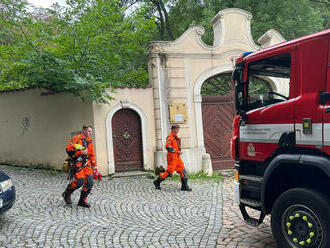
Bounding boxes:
[216,177,277,248]
[0,165,222,248]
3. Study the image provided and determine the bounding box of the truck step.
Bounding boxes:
[239,203,266,227]
[239,175,262,183]
[240,198,262,208]
[245,218,260,227]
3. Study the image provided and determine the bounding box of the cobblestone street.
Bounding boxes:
[217,177,277,248]
[0,165,222,248]
[0,165,277,247]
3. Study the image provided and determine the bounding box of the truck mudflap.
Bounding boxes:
[239,203,266,227]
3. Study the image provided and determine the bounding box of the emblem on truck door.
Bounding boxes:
[247,143,256,157]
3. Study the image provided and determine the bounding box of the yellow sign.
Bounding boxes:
[169,103,187,124]
[302,118,312,134]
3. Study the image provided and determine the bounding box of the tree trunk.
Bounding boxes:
[151,0,165,40]
[158,0,174,40]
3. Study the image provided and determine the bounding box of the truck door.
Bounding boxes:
[239,52,296,162]
[295,38,328,150]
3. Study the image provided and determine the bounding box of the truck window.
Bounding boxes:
[247,53,291,111]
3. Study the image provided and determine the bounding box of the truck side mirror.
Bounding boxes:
[235,83,248,125]
[232,69,240,81]
[239,118,246,126]
[235,83,243,110]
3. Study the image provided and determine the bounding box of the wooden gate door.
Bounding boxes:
[202,95,234,170]
[112,109,143,171]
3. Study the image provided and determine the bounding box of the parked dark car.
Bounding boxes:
[0,171,15,213]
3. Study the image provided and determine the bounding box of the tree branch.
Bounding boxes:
[78,36,91,65]
[206,79,223,91]
[72,27,77,63]
[150,0,165,40]
[19,25,40,56]
[158,0,174,40]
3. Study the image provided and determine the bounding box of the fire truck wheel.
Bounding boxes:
[271,188,330,248]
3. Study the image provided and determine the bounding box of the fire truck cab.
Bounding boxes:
[232,29,330,248]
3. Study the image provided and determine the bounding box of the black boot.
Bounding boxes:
[153,176,164,190]
[62,185,74,205]
[78,190,91,208]
[181,178,192,191]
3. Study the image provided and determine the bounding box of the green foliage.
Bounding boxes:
[1,0,328,103]
[148,170,224,182]
[146,171,156,179]
[201,73,232,96]
[249,76,273,95]
[167,171,223,182]
[0,0,156,103]
[155,0,329,44]
[201,73,271,96]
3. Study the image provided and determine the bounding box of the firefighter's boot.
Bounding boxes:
[78,190,91,208]
[181,178,192,191]
[62,185,74,205]
[153,176,164,190]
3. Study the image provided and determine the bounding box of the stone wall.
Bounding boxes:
[0,88,94,170]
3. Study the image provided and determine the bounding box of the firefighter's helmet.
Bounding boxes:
[74,144,85,151]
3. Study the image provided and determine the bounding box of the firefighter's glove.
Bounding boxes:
[166,147,176,153]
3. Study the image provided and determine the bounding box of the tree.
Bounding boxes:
[0,0,156,103]
[152,0,329,44]
[1,0,328,103]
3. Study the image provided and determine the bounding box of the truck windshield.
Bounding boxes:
[246,53,291,111]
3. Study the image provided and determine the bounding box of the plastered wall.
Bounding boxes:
[0,88,94,170]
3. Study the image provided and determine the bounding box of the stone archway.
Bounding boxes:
[201,73,235,170]
[105,101,150,174]
[194,64,234,149]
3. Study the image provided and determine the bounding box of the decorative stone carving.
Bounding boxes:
[147,43,165,54]
[195,26,205,36]
[258,29,286,48]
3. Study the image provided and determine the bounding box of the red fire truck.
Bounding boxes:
[232,29,330,248]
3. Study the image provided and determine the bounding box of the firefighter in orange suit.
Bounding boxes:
[153,125,192,191]
[63,125,97,207]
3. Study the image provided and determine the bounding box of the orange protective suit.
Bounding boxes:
[160,132,187,179]
[66,134,97,192]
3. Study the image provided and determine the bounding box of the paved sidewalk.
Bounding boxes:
[0,165,222,248]
[216,178,277,248]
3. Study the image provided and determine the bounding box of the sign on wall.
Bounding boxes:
[169,103,187,124]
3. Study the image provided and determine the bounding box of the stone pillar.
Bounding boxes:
[148,48,169,169]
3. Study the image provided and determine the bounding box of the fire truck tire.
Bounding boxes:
[271,188,330,248]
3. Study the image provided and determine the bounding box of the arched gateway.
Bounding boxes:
[148,8,286,173]
[201,73,235,170]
